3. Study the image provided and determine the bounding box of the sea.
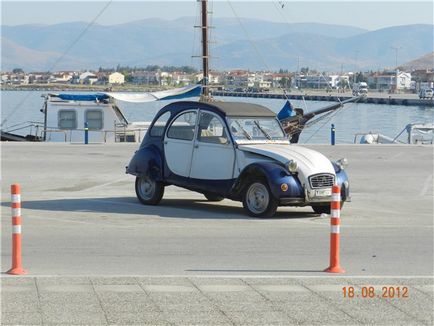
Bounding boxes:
[1,90,433,144]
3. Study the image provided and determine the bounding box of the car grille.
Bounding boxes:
[309,174,335,189]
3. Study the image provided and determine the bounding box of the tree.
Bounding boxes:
[337,78,349,89]
[300,67,309,74]
[356,72,367,83]
[125,74,134,83]
[12,68,24,74]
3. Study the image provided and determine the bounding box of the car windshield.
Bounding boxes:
[227,117,287,141]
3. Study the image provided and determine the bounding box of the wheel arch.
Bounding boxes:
[126,145,164,181]
[231,162,291,198]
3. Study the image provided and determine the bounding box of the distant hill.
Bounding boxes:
[1,18,433,72]
[399,52,434,70]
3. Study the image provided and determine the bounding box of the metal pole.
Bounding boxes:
[201,0,209,98]
[331,124,336,145]
[43,96,48,141]
[84,122,89,144]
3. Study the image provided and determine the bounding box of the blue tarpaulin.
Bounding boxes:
[56,93,110,101]
[277,100,295,121]
[52,85,202,103]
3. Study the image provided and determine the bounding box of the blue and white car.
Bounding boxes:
[126,101,350,217]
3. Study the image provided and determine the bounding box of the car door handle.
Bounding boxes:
[164,141,168,144]
[194,144,199,148]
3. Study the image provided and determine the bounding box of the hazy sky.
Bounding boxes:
[1,1,433,30]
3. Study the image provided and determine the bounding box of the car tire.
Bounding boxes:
[242,179,278,218]
[135,176,164,205]
[312,201,344,214]
[204,193,224,202]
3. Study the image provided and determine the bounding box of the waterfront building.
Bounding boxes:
[79,71,98,85]
[368,70,412,91]
[108,72,125,84]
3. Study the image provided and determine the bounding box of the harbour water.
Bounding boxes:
[1,90,433,144]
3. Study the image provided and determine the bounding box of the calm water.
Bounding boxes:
[1,90,433,144]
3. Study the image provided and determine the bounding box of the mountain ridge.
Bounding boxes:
[1,18,433,71]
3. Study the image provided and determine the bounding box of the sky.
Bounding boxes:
[1,1,433,30]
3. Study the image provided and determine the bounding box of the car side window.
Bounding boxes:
[197,112,228,145]
[167,111,197,141]
[150,111,170,137]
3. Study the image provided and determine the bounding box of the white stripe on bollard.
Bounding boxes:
[330,225,340,234]
[12,225,22,234]
[331,209,340,218]
[331,193,341,202]
[12,208,21,217]
[11,194,21,203]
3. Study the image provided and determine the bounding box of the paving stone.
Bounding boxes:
[143,285,197,293]
[1,291,40,313]
[1,285,35,292]
[190,277,247,286]
[149,293,209,306]
[198,285,251,292]
[94,284,144,292]
[105,311,169,325]
[253,285,308,292]
[42,311,108,325]
[137,277,192,287]
[1,277,36,286]
[36,277,91,286]
[0,312,43,325]
[91,277,140,285]
[159,303,218,313]
[38,284,94,292]
[225,310,294,326]
[162,311,230,325]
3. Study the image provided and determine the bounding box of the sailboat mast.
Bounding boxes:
[200,0,209,98]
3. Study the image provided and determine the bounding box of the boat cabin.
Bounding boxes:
[43,93,149,143]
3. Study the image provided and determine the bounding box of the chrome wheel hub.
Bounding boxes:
[138,176,155,200]
[246,183,269,214]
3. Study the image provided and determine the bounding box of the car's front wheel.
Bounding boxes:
[242,179,278,217]
[135,176,164,205]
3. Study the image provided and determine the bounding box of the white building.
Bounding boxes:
[79,71,98,85]
[368,71,412,91]
[109,72,125,85]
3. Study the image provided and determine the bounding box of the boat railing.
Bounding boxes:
[43,129,68,142]
[43,126,148,143]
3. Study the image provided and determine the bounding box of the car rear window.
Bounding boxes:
[150,111,170,137]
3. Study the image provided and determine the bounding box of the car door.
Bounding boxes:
[164,110,198,177]
[189,111,235,180]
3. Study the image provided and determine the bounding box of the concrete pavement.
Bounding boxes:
[1,276,433,325]
[1,143,433,325]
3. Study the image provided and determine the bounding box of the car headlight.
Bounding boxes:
[287,160,298,173]
[336,158,349,170]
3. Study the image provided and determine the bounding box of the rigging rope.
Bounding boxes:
[301,100,359,143]
[1,0,113,128]
[226,0,290,101]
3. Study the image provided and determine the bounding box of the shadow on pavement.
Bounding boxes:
[2,197,319,220]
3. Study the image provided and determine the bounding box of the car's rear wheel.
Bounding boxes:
[312,201,344,214]
[242,179,278,217]
[203,193,224,202]
[135,176,164,205]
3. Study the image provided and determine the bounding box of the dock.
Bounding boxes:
[212,90,434,106]
[1,143,433,325]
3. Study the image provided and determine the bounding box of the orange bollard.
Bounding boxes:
[7,184,28,275]
[324,184,345,273]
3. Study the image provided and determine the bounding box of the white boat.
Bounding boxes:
[354,123,434,145]
[1,85,201,143]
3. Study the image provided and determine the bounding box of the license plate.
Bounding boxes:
[315,189,331,197]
